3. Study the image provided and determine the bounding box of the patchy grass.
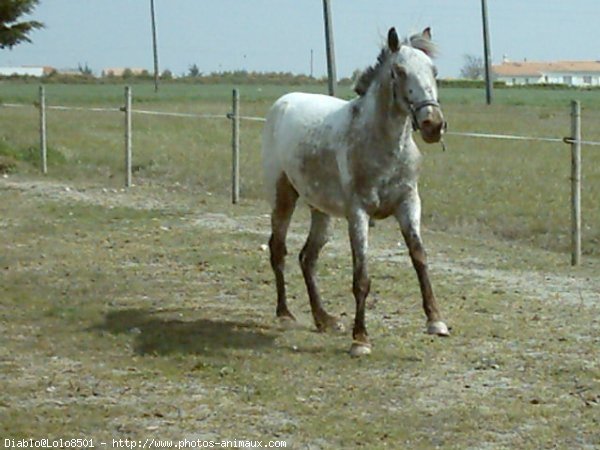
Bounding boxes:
[1,176,598,447]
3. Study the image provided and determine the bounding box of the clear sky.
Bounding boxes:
[2,0,600,79]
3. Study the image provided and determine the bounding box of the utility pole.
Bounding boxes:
[322,0,337,96]
[150,0,159,92]
[481,0,493,104]
[310,49,314,78]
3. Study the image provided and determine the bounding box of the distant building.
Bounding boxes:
[102,67,148,77]
[493,59,600,86]
[58,68,86,76]
[0,66,55,77]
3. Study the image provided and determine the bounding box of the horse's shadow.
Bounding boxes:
[92,308,279,356]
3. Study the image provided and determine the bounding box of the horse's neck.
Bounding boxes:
[355,82,412,150]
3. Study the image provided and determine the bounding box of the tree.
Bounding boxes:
[187,64,201,78]
[78,62,93,76]
[0,0,43,49]
[460,54,484,80]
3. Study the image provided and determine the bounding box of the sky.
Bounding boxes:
[2,0,600,79]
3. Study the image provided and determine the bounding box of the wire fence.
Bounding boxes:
[6,97,600,144]
[2,85,599,264]
[4,92,600,144]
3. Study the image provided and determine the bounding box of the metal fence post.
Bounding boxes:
[570,100,581,266]
[481,0,493,105]
[322,0,337,96]
[39,85,47,174]
[124,86,132,187]
[231,88,240,204]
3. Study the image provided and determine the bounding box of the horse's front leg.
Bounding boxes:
[395,193,449,336]
[347,207,372,356]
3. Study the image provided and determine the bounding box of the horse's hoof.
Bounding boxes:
[427,320,450,336]
[316,315,346,334]
[349,342,372,357]
[277,314,297,329]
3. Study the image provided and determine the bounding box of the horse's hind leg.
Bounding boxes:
[269,174,298,322]
[299,208,344,333]
[395,194,449,336]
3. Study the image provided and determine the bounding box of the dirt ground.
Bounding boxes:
[1,174,599,449]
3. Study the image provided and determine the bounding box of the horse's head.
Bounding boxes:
[387,27,446,143]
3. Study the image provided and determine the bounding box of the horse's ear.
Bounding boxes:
[422,27,432,41]
[388,27,400,53]
[410,27,437,57]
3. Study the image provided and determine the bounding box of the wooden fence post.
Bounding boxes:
[39,85,47,174]
[570,100,581,266]
[124,86,132,187]
[231,88,240,204]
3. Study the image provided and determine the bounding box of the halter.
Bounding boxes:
[390,69,447,150]
[389,67,441,131]
[409,99,448,151]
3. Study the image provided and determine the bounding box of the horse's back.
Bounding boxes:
[262,93,349,211]
[263,92,347,148]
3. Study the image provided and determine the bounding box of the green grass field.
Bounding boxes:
[1,81,599,256]
[1,81,599,447]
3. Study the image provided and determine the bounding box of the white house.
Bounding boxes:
[0,66,54,77]
[493,60,600,86]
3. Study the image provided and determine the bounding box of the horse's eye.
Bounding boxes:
[432,66,439,78]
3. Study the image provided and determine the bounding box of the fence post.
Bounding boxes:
[124,86,132,187]
[39,85,47,174]
[322,0,338,96]
[570,100,581,266]
[231,88,240,204]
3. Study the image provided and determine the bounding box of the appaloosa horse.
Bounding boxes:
[262,27,449,356]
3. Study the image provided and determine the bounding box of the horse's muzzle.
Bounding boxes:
[410,100,446,143]
[420,118,445,143]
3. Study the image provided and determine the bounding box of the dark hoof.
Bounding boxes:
[315,314,346,334]
[276,311,297,328]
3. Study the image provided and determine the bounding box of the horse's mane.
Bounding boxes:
[354,48,390,97]
[354,32,438,97]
